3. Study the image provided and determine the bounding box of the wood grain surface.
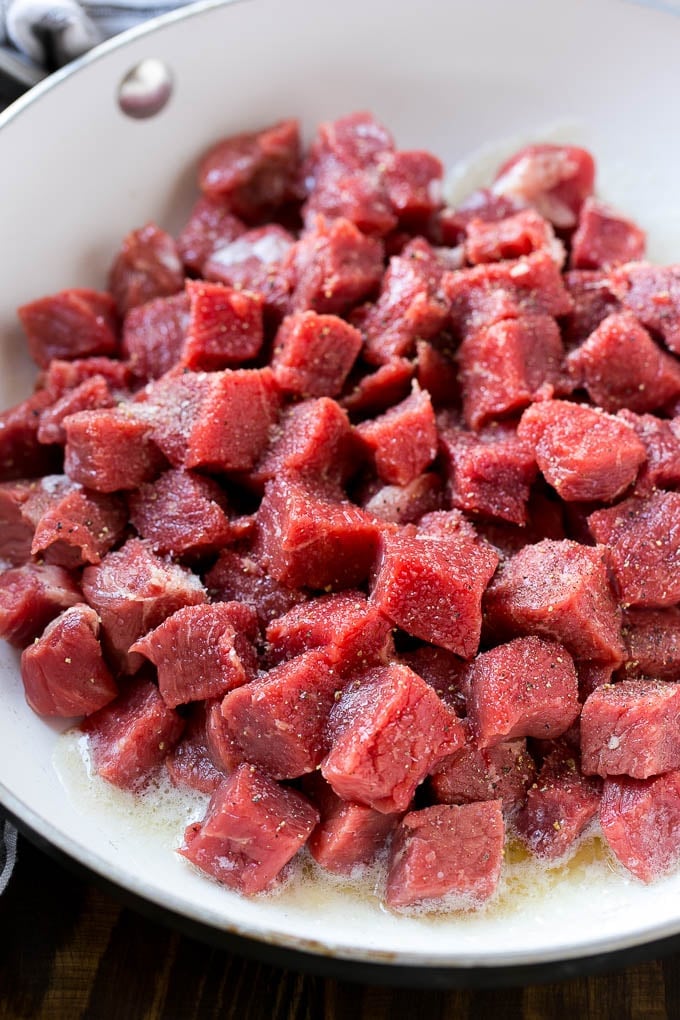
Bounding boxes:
[0,836,678,1020]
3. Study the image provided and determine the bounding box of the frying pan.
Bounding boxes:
[2,0,680,986]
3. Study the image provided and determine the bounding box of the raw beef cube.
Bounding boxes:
[0,562,81,647]
[0,390,63,481]
[599,771,680,882]
[82,538,207,672]
[131,602,257,708]
[570,198,646,270]
[341,358,414,417]
[81,675,185,790]
[370,525,498,658]
[29,482,127,570]
[21,603,117,717]
[183,281,263,370]
[121,293,190,381]
[176,194,246,274]
[42,356,133,398]
[467,636,579,747]
[220,649,341,779]
[465,209,563,265]
[588,491,680,607]
[361,240,449,365]
[204,697,243,774]
[356,386,437,485]
[432,189,523,246]
[577,661,616,701]
[415,338,460,408]
[307,787,398,875]
[581,679,680,779]
[457,314,564,429]
[131,369,213,466]
[179,765,318,894]
[17,288,118,368]
[440,423,538,525]
[561,271,621,351]
[64,407,166,491]
[385,802,504,909]
[128,469,232,557]
[265,591,393,672]
[475,486,566,560]
[250,397,358,491]
[322,663,463,812]
[256,476,381,589]
[272,311,362,397]
[515,749,601,860]
[416,506,484,544]
[204,225,294,318]
[431,732,536,813]
[399,644,469,714]
[622,607,680,681]
[204,548,307,627]
[618,411,680,493]
[518,399,646,502]
[484,539,624,663]
[165,705,227,795]
[0,479,39,564]
[566,312,680,413]
[609,262,680,355]
[38,375,116,446]
[492,144,595,229]
[382,149,443,222]
[443,251,573,340]
[108,223,184,316]
[361,472,444,526]
[286,216,384,315]
[198,119,301,219]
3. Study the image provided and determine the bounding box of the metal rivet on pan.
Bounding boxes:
[117,59,173,119]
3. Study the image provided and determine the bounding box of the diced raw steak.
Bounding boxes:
[341,358,414,418]
[165,704,227,795]
[121,293,190,382]
[465,209,563,265]
[599,771,680,882]
[360,472,444,526]
[0,390,62,482]
[357,386,437,486]
[570,198,646,270]
[204,225,294,318]
[204,548,307,627]
[17,288,118,369]
[183,281,263,370]
[492,144,595,229]
[272,311,362,397]
[176,194,246,274]
[38,375,117,446]
[64,407,166,492]
[0,563,81,647]
[108,223,184,316]
[385,802,504,909]
[399,644,469,714]
[128,469,232,557]
[430,731,535,813]
[609,262,680,355]
[561,269,621,348]
[515,749,601,860]
[618,410,680,494]
[0,479,40,564]
[27,478,127,570]
[621,607,680,681]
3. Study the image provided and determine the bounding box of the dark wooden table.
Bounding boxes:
[1,836,678,1019]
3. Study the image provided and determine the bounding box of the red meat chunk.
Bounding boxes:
[609,262,680,355]
[17,288,118,369]
[198,119,301,219]
[433,189,523,246]
[265,591,393,672]
[515,749,601,860]
[370,525,498,658]
[108,223,184,316]
[599,771,680,882]
[128,469,232,557]
[38,376,116,446]
[457,314,564,430]
[444,251,573,341]
[250,397,358,491]
[484,539,624,663]
[467,636,579,747]
[322,663,463,813]
[618,411,680,494]
[382,149,443,223]
[64,407,166,492]
[203,697,242,774]
[204,548,307,627]
[204,224,294,318]
[361,472,444,526]
[566,312,680,413]
[0,562,81,648]
[131,602,257,708]
[431,732,536,813]
[176,195,246,274]
[305,774,399,874]
[356,386,437,486]
[518,400,646,502]
[465,209,563,265]
[622,607,680,681]
[475,486,566,561]
[82,538,207,672]
[570,198,646,270]
[385,802,504,909]
[440,423,538,525]
[415,338,460,408]
[272,312,362,398]
[41,356,133,398]
[581,680,680,779]
[21,603,117,717]
[121,293,190,382]
[220,649,341,779]
[399,644,469,714]
[183,281,263,370]
[578,661,616,701]
[0,390,63,481]
[361,240,449,365]
[286,216,384,315]
[165,705,227,795]
[492,144,595,229]
[588,491,680,607]
[179,765,318,894]
[256,476,381,589]
[561,270,621,348]
[0,479,40,564]
[28,480,127,570]
[341,357,414,417]
[81,675,185,790]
